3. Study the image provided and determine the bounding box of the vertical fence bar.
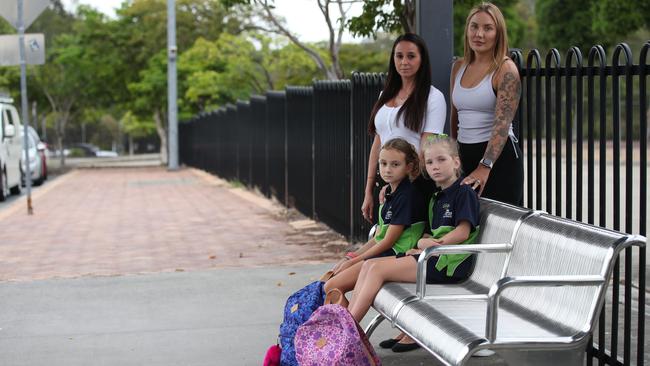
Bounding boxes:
[313,80,352,235]
[614,43,634,365]
[236,101,252,186]
[638,41,648,366]
[553,50,563,217]
[565,47,582,220]
[611,45,623,363]
[351,72,385,240]
[526,50,542,211]
[250,95,268,196]
[545,50,561,214]
[522,50,542,210]
[266,91,287,205]
[286,86,315,218]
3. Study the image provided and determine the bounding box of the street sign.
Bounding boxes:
[0,0,49,30]
[0,33,45,66]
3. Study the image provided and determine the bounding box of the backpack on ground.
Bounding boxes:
[294,304,381,366]
[277,271,333,366]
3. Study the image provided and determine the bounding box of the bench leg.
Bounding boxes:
[364,313,385,338]
[496,347,585,366]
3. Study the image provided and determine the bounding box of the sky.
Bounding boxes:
[59,0,365,43]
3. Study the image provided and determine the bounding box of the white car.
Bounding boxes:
[0,95,23,201]
[21,129,46,186]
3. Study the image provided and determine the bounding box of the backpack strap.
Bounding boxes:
[428,196,436,230]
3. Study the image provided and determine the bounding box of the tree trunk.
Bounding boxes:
[57,135,65,167]
[153,109,168,165]
[129,135,134,156]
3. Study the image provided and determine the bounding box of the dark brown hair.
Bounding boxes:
[381,138,421,177]
[368,33,432,136]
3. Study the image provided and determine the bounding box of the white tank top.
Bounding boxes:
[452,63,514,143]
[374,86,446,152]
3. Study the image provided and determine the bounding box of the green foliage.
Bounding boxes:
[347,0,407,38]
[338,36,393,75]
[121,111,156,138]
[537,0,650,52]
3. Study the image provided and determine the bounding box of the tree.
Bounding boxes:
[347,0,415,38]
[121,111,156,155]
[128,51,170,163]
[537,0,650,52]
[225,0,357,80]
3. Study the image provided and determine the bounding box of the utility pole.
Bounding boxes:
[167,0,179,170]
[18,0,33,214]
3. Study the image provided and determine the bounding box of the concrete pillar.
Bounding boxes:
[416,0,453,132]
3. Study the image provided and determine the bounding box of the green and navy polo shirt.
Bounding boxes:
[374,179,427,254]
[428,177,480,276]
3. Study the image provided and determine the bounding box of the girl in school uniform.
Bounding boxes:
[323,138,427,304]
[346,136,480,352]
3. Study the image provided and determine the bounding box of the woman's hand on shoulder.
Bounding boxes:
[461,165,490,195]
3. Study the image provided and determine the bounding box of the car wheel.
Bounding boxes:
[0,166,9,201]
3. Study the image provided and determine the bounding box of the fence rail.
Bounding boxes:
[180,41,648,366]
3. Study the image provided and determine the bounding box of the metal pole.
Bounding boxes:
[167,0,179,170]
[417,0,453,133]
[18,0,33,215]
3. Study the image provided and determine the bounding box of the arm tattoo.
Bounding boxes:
[484,71,521,162]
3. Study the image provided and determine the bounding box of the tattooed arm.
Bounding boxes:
[461,59,521,195]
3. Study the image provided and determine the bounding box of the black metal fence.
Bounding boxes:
[179,42,648,365]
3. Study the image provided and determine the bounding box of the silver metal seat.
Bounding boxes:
[367,198,532,334]
[367,203,646,366]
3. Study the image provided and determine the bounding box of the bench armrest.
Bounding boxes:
[415,243,513,298]
[485,275,605,342]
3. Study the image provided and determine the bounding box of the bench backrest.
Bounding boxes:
[471,199,532,289]
[503,213,629,333]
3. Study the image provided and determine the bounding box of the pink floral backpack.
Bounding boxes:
[294,304,381,366]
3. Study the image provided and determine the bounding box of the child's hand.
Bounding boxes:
[405,248,422,255]
[417,237,442,250]
[332,258,352,275]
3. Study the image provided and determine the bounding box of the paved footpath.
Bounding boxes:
[0,167,346,282]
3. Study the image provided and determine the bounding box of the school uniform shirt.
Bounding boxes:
[428,177,480,276]
[374,178,427,254]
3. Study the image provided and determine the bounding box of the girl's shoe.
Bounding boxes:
[378,338,400,349]
[391,341,421,353]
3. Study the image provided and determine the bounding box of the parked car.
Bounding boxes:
[69,143,118,158]
[21,127,47,186]
[0,94,24,201]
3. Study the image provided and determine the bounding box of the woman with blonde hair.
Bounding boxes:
[452,2,523,205]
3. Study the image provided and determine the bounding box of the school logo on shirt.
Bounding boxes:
[442,203,453,219]
[385,209,393,221]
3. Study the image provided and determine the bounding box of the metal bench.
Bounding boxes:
[365,200,646,366]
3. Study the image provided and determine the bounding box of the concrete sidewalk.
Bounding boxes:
[0,264,504,366]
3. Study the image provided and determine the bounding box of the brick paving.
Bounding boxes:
[0,167,347,282]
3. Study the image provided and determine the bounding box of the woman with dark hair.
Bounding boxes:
[361,33,447,223]
[451,2,523,205]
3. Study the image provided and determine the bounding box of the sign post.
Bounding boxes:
[0,0,49,215]
[167,0,178,170]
